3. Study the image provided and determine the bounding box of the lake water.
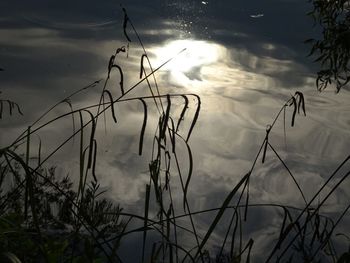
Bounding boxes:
[1,0,350,262]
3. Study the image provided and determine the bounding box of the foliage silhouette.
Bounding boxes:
[307,0,350,92]
[0,6,349,263]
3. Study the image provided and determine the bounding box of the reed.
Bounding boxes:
[0,7,349,263]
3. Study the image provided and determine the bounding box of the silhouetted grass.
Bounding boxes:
[0,7,349,263]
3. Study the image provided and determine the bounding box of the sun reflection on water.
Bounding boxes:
[153,39,226,88]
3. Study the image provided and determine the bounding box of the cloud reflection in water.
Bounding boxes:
[0,1,350,260]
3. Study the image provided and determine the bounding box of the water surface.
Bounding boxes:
[1,0,349,261]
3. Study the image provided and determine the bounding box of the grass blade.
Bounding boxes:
[160,95,171,140]
[295,91,306,116]
[83,110,96,170]
[91,139,98,183]
[289,97,297,127]
[176,95,189,132]
[1,252,22,263]
[183,141,193,212]
[186,95,200,142]
[140,54,147,79]
[194,172,250,260]
[37,136,41,167]
[169,117,176,153]
[139,98,148,155]
[122,8,132,42]
[268,142,307,204]
[142,184,151,263]
[78,110,85,198]
[24,126,31,219]
[111,65,124,95]
[103,90,117,123]
[108,55,115,78]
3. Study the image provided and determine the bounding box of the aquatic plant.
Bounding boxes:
[0,7,349,263]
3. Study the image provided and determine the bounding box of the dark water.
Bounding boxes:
[1,0,350,261]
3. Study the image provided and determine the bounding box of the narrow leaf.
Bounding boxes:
[37,136,41,167]
[24,126,31,219]
[195,172,250,260]
[8,100,12,115]
[140,54,147,79]
[289,97,297,127]
[142,184,151,263]
[62,98,75,143]
[183,141,193,211]
[78,110,85,197]
[169,117,176,153]
[108,55,115,78]
[160,95,171,140]
[91,139,98,182]
[103,90,117,123]
[122,8,131,42]
[262,125,271,164]
[2,252,22,263]
[83,110,96,170]
[0,101,3,119]
[14,102,23,115]
[139,98,148,155]
[176,95,189,132]
[186,95,201,142]
[295,91,306,116]
[111,65,124,95]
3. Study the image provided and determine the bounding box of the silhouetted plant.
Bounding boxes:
[0,6,349,263]
[306,0,350,92]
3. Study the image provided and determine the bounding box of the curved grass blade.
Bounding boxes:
[82,110,96,171]
[5,100,23,116]
[283,107,287,148]
[37,136,41,167]
[0,100,3,119]
[289,97,297,127]
[116,46,126,54]
[1,252,22,263]
[78,110,85,198]
[277,207,293,249]
[8,100,13,115]
[142,184,151,263]
[111,65,124,95]
[160,95,171,140]
[176,95,189,132]
[234,238,254,263]
[62,98,76,143]
[169,117,176,153]
[7,149,41,236]
[272,159,350,260]
[230,210,239,258]
[122,8,131,42]
[194,172,250,260]
[91,139,98,183]
[102,90,117,123]
[261,125,271,164]
[107,55,115,79]
[295,91,306,116]
[140,54,147,79]
[183,141,193,211]
[139,98,148,155]
[186,95,201,142]
[24,126,31,219]
[164,150,171,190]
[268,142,307,204]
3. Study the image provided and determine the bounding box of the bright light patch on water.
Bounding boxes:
[153,39,225,88]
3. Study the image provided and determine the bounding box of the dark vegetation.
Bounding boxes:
[306,0,350,92]
[0,4,349,263]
